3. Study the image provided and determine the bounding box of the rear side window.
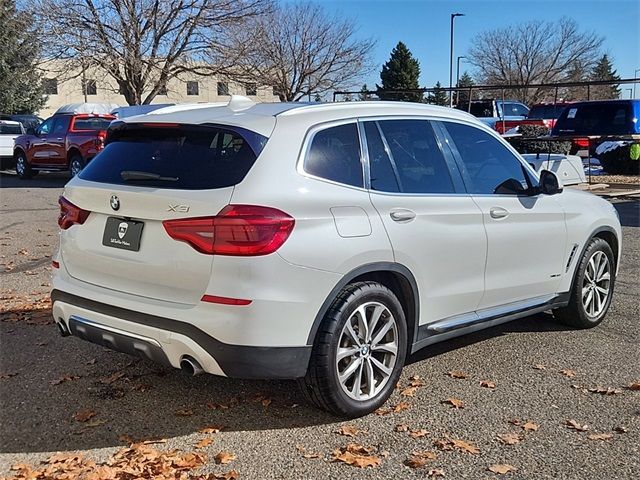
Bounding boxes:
[364,122,399,193]
[443,121,534,195]
[73,118,113,130]
[305,123,363,187]
[377,119,455,194]
[529,105,563,119]
[554,103,633,135]
[79,124,267,189]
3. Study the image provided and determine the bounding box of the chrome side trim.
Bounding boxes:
[68,315,162,348]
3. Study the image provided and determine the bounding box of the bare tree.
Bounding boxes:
[27,0,270,105]
[214,2,375,102]
[468,18,604,103]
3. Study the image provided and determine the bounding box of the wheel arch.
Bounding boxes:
[306,262,420,349]
[569,226,619,294]
[13,147,27,160]
[67,147,83,163]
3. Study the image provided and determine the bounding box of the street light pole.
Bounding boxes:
[634,69,640,98]
[449,13,464,107]
[456,56,466,86]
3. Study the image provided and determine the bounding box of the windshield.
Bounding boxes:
[73,118,113,130]
[79,123,268,189]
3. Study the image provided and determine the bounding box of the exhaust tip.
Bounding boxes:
[180,356,203,376]
[57,320,70,337]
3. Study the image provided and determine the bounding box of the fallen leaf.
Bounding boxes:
[409,429,429,439]
[85,419,107,428]
[447,370,468,379]
[395,423,409,432]
[175,408,195,416]
[50,374,80,385]
[480,380,496,389]
[488,464,517,474]
[435,437,479,454]
[18,249,28,255]
[74,409,97,422]
[199,425,222,434]
[195,437,213,449]
[522,421,539,432]
[375,401,410,415]
[212,471,239,480]
[404,450,437,468]
[336,424,364,437]
[532,364,546,370]
[628,381,640,391]
[100,371,126,384]
[428,468,445,477]
[296,445,323,459]
[566,419,589,432]
[441,397,464,409]
[560,369,576,378]
[588,386,623,395]
[261,398,272,407]
[408,375,426,387]
[587,433,613,441]
[214,451,237,464]
[401,386,419,397]
[614,426,627,434]
[331,443,381,468]
[0,372,18,380]
[497,433,521,445]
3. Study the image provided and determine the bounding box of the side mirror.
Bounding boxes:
[26,127,36,135]
[539,170,563,195]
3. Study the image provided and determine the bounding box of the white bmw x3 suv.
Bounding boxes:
[52,97,621,417]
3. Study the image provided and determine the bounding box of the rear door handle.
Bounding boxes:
[490,207,509,219]
[390,209,416,222]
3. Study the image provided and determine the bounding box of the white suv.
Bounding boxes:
[52,97,621,417]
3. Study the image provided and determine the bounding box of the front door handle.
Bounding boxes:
[390,209,416,222]
[490,207,509,219]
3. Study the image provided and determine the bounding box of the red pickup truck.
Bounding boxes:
[13,112,114,179]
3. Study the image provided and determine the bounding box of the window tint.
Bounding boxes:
[554,102,633,135]
[79,124,267,190]
[377,120,455,194]
[37,118,53,135]
[364,122,399,193]
[305,123,363,187]
[444,122,534,195]
[73,118,112,130]
[51,116,69,135]
[529,104,564,119]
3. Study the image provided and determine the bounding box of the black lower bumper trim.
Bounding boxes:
[52,290,311,379]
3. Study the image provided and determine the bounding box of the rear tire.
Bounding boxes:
[553,237,615,328]
[70,153,85,177]
[15,152,35,179]
[299,281,407,417]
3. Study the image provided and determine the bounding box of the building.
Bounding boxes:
[38,60,279,117]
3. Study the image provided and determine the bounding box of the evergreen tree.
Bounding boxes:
[358,84,372,101]
[427,82,448,106]
[0,1,47,114]
[564,60,588,101]
[377,42,422,102]
[590,54,621,100]
[456,71,475,104]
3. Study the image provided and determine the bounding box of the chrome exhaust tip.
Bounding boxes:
[180,356,203,376]
[57,320,70,337]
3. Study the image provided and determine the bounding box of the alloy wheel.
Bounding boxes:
[582,250,611,318]
[70,159,82,176]
[335,301,399,401]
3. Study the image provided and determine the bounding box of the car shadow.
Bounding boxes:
[1,170,69,188]
[1,308,570,454]
[612,199,639,228]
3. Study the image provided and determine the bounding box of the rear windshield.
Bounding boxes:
[72,118,113,130]
[0,124,22,134]
[79,124,268,189]
[554,103,634,135]
[528,105,565,119]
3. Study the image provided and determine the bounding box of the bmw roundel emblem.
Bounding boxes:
[110,195,120,211]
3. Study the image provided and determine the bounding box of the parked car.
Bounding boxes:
[494,102,573,134]
[0,120,25,169]
[13,110,115,179]
[456,99,529,129]
[551,100,640,170]
[0,113,43,131]
[52,97,621,417]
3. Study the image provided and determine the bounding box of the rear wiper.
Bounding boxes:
[120,170,178,182]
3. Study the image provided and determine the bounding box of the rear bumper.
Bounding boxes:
[52,289,312,379]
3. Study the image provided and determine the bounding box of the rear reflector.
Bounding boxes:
[58,196,90,230]
[163,205,295,256]
[201,294,252,306]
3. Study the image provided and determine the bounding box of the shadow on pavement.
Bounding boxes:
[613,199,639,228]
[1,171,69,189]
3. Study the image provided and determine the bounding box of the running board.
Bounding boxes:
[426,295,556,334]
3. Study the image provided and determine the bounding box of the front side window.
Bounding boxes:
[443,121,535,195]
[305,123,363,187]
[37,118,53,135]
[377,119,455,194]
[51,116,70,135]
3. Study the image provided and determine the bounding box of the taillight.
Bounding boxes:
[96,132,106,149]
[58,196,90,230]
[163,205,295,256]
[573,138,590,149]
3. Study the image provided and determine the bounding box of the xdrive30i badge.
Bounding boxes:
[110,195,120,211]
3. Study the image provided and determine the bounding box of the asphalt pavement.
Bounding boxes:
[1,171,638,479]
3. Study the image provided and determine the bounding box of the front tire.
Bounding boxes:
[553,237,615,328]
[300,281,407,417]
[15,152,35,179]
